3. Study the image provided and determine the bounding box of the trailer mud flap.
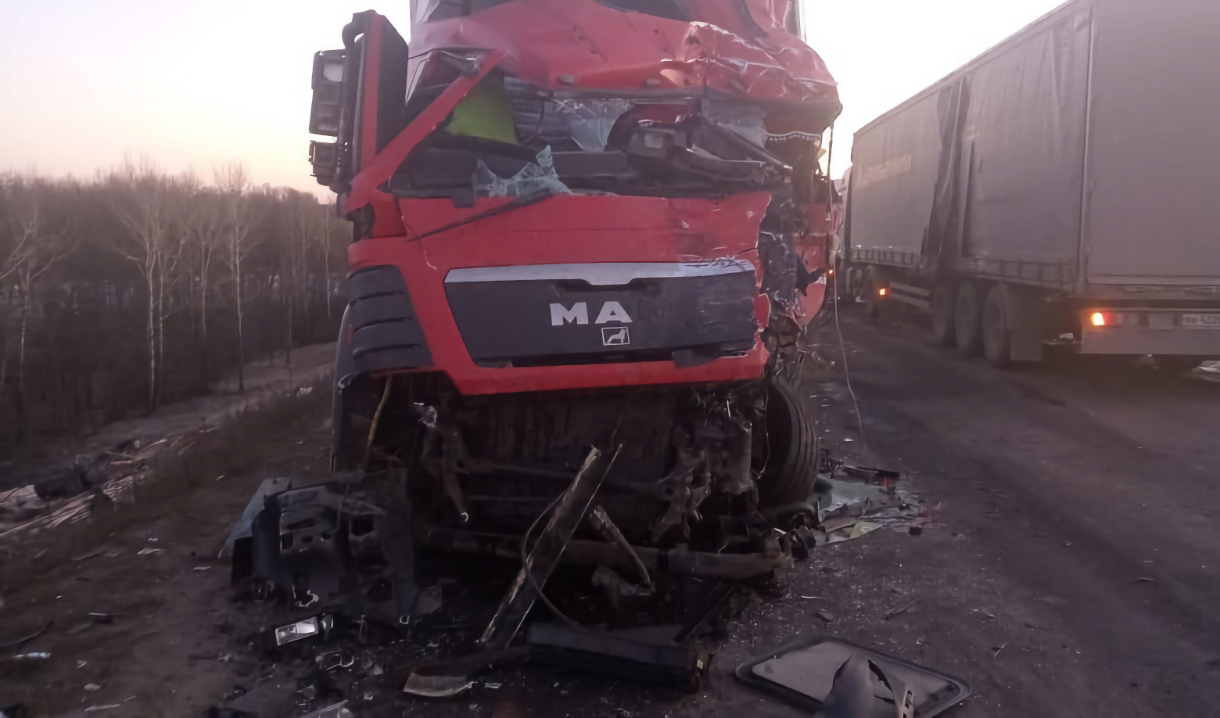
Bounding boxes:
[1001,283,1046,362]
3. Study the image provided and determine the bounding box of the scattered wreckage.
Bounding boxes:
[0,437,198,547]
[221,449,932,712]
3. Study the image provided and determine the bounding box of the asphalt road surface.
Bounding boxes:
[4,312,1219,717]
[733,310,1220,718]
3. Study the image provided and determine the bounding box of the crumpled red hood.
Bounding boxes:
[411,0,838,105]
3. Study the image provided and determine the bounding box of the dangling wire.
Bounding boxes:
[824,122,869,455]
[519,445,623,628]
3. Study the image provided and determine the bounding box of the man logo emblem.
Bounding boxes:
[602,326,630,346]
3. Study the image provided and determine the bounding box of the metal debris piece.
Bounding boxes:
[214,684,295,718]
[10,653,50,661]
[591,566,654,613]
[526,623,704,688]
[735,636,970,717]
[403,673,475,698]
[299,702,353,718]
[587,505,651,586]
[316,650,355,671]
[274,617,326,646]
[416,524,790,580]
[882,603,916,621]
[0,622,51,651]
[406,647,529,679]
[414,585,443,617]
[222,478,293,558]
[84,684,101,692]
[480,448,607,650]
[673,580,735,644]
[136,548,162,556]
[82,707,121,714]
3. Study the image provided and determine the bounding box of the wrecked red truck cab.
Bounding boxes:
[300,0,840,615]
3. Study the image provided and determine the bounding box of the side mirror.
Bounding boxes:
[310,50,346,186]
[310,50,346,136]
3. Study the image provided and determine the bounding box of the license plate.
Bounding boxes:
[1182,313,1220,328]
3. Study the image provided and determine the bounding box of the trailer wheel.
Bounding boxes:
[954,282,985,356]
[929,283,957,346]
[982,285,1013,368]
[757,379,820,507]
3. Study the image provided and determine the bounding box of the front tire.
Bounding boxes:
[757,379,820,507]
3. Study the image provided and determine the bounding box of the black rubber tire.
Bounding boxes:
[757,379,821,507]
[982,285,1013,368]
[929,283,957,347]
[954,282,985,356]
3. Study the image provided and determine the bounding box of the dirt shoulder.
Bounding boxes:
[0,343,335,492]
[0,386,333,717]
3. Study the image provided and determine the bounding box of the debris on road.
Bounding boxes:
[527,623,705,688]
[272,616,331,646]
[735,636,970,716]
[211,684,296,718]
[299,702,352,718]
[802,459,929,546]
[0,431,216,547]
[0,622,51,651]
[210,443,933,711]
[402,674,475,698]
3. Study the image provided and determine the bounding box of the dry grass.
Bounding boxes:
[0,375,332,590]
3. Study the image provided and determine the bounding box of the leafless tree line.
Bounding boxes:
[0,163,349,451]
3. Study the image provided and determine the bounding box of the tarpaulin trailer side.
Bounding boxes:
[845,0,1220,366]
[1084,0,1220,293]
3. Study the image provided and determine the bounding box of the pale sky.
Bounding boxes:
[0,0,1066,194]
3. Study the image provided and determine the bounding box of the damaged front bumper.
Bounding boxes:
[229,473,796,627]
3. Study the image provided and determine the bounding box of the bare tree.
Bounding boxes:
[0,167,349,451]
[0,175,75,441]
[183,184,225,383]
[106,161,180,414]
[216,163,259,392]
[279,190,320,368]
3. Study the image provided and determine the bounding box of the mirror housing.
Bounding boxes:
[310,49,347,187]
